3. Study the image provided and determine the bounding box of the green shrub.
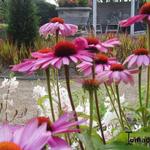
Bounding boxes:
[35,0,57,25]
[57,0,89,7]
[7,0,39,48]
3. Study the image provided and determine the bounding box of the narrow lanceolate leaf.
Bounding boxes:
[78,129,102,150]
[37,95,49,106]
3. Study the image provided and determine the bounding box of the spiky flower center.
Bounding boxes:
[0,142,21,150]
[133,48,148,55]
[86,37,99,45]
[140,2,150,15]
[110,64,124,71]
[50,17,64,24]
[38,48,52,53]
[95,54,108,64]
[54,41,77,57]
[82,79,100,91]
[37,117,52,131]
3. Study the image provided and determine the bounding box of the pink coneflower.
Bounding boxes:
[82,79,100,91]
[11,59,37,74]
[31,48,53,58]
[124,48,150,68]
[39,17,78,38]
[11,48,54,74]
[32,41,92,69]
[36,112,84,150]
[73,37,120,53]
[119,2,150,27]
[77,54,117,76]
[0,120,50,150]
[97,63,136,85]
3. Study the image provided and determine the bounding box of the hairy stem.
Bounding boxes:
[115,85,125,130]
[110,85,131,130]
[64,65,84,150]
[55,70,62,114]
[138,67,146,127]
[104,83,121,125]
[89,91,94,136]
[45,68,55,121]
[146,24,150,108]
[94,90,106,144]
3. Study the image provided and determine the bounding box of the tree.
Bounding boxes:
[7,0,38,48]
[35,0,57,25]
[0,0,8,22]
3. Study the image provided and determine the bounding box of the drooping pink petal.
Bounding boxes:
[112,72,121,83]
[119,15,147,27]
[52,112,75,130]
[23,123,49,149]
[137,55,144,67]
[70,56,78,63]
[128,55,138,68]
[0,124,13,142]
[62,57,70,65]
[48,137,71,150]
[143,56,150,66]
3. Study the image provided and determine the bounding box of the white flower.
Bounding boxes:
[71,142,79,150]
[33,85,47,99]
[0,78,9,88]
[0,77,19,93]
[133,124,141,131]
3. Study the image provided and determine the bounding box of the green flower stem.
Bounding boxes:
[110,85,131,130]
[146,24,150,108]
[115,85,125,130]
[89,90,94,136]
[94,90,106,144]
[92,63,106,144]
[55,30,62,114]
[64,65,84,150]
[104,83,121,125]
[56,29,59,43]
[64,65,77,119]
[45,68,55,121]
[55,70,62,114]
[138,67,146,127]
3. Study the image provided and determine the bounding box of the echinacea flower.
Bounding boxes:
[39,17,78,38]
[36,112,84,150]
[32,41,92,69]
[124,48,150,68]
[0,120,50,150]
[31,48,53,58]
[119,2,150,27]
[96,63,136,85]
[11,59,37,74]
[73,37,120,53]
[11,48,53,74]
[77,54,117,76]
[82,79,100,91]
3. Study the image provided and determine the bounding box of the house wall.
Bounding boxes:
[97,2,131,25]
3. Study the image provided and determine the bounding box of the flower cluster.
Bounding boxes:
[7,5,150,149]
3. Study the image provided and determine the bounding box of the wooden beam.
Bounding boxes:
[93,0,97,35]
[130,0,135,35]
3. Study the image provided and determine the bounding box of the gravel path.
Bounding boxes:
[0,69,148,124]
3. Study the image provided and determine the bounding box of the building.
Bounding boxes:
[92,0,146,34]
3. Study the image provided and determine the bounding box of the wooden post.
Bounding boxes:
[130,0,135,35]
[93,0,97,36]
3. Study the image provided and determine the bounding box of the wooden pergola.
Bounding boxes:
[92,0,139,35]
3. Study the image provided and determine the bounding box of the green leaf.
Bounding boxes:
[37,95,48,106]
[99,143,149,150]
[78,129,103,150]
[78,130,95,150]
